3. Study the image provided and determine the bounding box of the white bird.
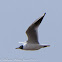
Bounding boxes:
[16,13,50,51]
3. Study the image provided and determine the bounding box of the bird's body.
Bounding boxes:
[23,43,41,50]
[16,13,50,51]
[23,43,50,50]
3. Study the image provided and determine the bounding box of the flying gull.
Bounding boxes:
[16,13,50,50]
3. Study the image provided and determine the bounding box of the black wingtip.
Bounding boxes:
[44,13,46,16]
[45,12,46,14]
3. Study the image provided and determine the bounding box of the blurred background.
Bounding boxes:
[0,0,62,62]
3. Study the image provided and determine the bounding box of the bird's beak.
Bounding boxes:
[16,47,20,49]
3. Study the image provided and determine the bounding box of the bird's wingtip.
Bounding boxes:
[45,12,46,14]
[44,12,46,15]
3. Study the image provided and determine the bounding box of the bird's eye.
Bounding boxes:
[19,45,23,49]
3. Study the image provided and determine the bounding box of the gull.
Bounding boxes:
[16,13,50,51]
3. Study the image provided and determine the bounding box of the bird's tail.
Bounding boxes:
[41,45,50,48]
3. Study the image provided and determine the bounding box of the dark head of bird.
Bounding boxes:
[16,45,23,49]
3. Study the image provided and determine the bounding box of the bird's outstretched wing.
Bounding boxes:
[26,13,46,44]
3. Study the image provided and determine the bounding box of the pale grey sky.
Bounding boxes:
[0,0,62,62]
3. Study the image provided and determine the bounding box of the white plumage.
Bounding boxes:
[16,13,50,51]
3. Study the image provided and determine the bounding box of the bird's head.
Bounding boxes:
[16,45,23,49]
